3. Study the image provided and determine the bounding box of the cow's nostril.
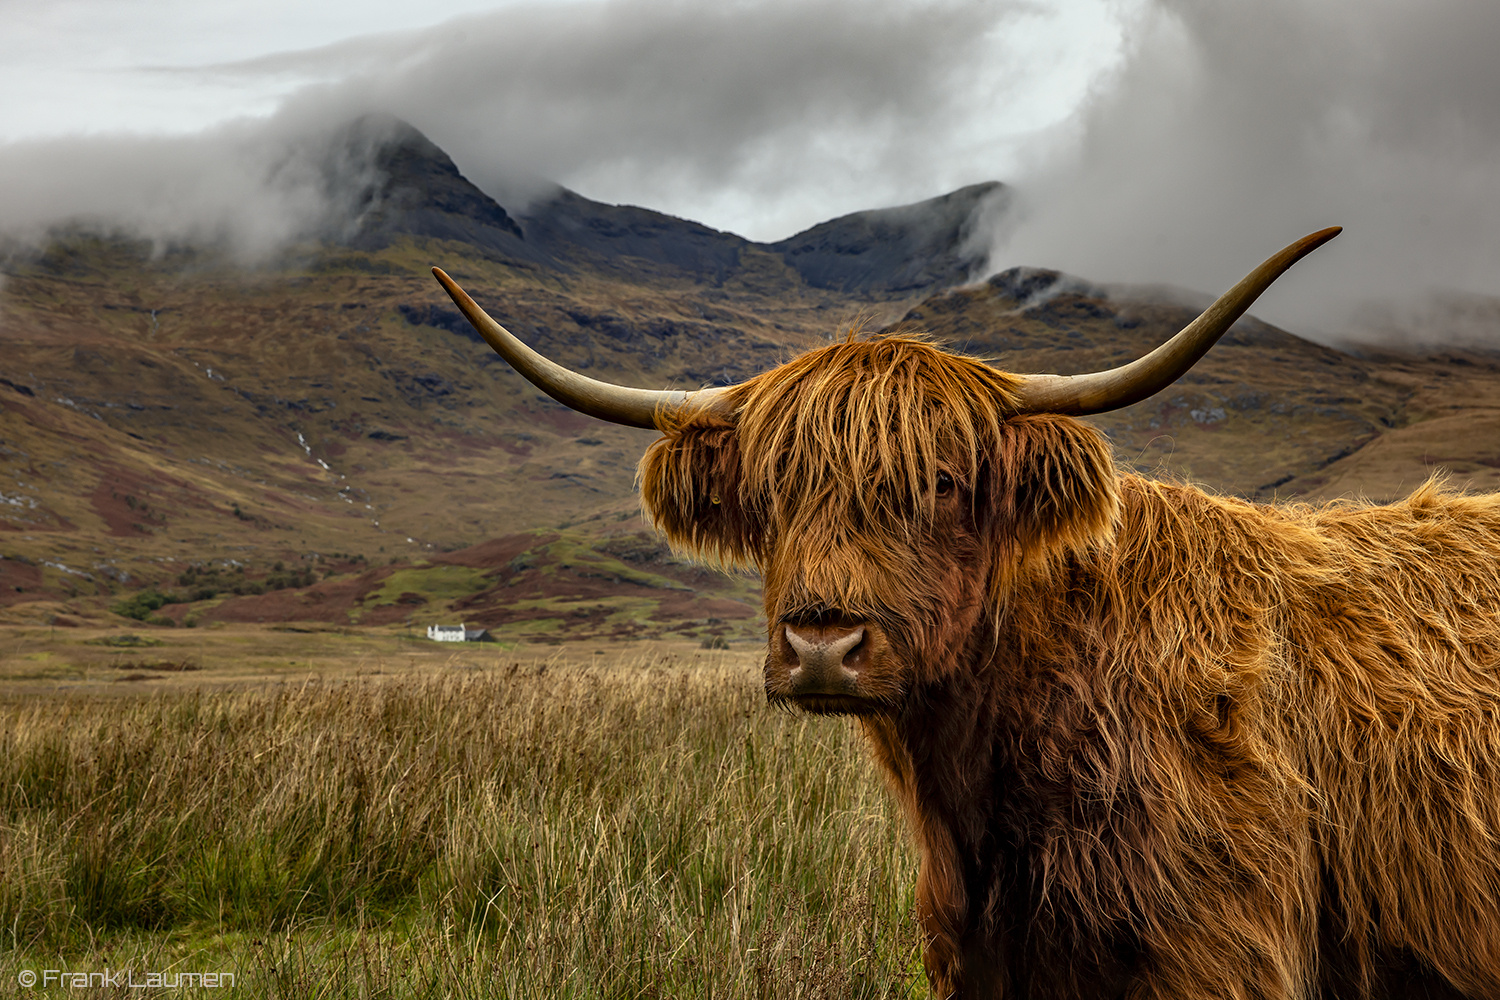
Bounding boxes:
[785,625,865,674]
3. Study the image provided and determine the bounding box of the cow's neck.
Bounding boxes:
[860,564,1136,992]
[886,577,1105,851]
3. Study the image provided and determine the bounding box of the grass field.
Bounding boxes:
[0,632,925,998]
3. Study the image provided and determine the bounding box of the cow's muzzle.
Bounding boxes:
[784,624,865,693]
[769,620,890,712]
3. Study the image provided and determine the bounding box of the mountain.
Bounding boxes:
[769,181,1005,295]
[517,188,750,283]
[2,118,1497,637]
[0,119,1012,632]
[348,117,534,260]
[349,116,1005,293]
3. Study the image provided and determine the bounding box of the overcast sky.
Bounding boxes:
[2,0,1498,342]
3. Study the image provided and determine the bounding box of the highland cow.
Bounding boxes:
[432,227,1500,999]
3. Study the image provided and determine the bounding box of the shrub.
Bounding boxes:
[110,588,173,621]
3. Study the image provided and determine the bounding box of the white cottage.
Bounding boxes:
[426,623,490,642]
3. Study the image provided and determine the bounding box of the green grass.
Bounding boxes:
[530,537,689,591]
[0,655,924,997]
[365,564,494,609]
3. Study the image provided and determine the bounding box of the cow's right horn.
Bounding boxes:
[1011,227,1342,416]
[432,267,729,429]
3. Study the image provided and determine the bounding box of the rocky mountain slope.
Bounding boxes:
[768,181,1004,295]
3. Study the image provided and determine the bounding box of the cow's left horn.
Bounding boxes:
[1011,226,1342,415]
[431,267,728,429]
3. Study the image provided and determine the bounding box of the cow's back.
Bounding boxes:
[1290,482,1500,997]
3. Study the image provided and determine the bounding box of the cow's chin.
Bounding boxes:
[774,693,891,717]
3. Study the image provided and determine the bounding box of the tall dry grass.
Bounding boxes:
[0,654,924,997]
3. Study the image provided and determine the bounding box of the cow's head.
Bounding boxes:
[432,227,1339,716]
[633,337,1122,715]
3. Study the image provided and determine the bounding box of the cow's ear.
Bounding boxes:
[638,414,761,565]
[986,413,1119,580]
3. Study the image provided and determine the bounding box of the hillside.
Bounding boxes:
[2,118,1498,639]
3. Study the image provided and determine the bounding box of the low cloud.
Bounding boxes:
[250,0,1033,240]
[0,112,399,263]
[0,0,1033,258]
[987,0,1500,342]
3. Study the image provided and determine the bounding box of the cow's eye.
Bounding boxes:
[935,471,955,497]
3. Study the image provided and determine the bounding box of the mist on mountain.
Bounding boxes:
[0,113,412,264]
[986,0,1500,344]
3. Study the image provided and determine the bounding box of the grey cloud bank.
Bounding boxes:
[236,0,1036,241]
[989,0,1500,342]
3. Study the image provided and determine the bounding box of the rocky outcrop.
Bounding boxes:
[769,181,1007,295]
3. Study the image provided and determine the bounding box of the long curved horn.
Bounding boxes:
[431,267,728,429]
[1012,226,1342,415]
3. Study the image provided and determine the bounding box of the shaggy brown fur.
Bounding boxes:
[638,335,1500,1000]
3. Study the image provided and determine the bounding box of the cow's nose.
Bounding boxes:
[781,623,867,695]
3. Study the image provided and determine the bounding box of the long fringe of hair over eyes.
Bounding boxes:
[731,333,1026,525]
